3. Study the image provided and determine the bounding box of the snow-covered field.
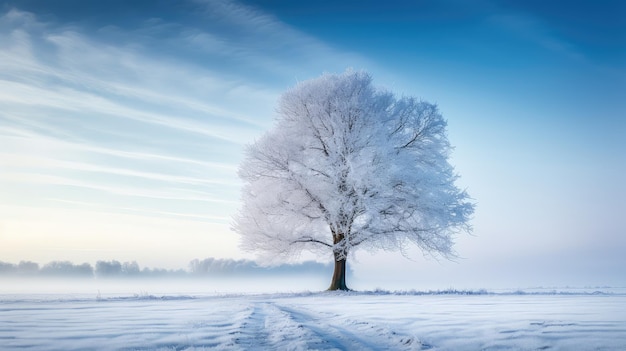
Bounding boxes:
[2,287,625,351]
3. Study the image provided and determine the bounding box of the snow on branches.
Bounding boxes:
[234,70,473,272]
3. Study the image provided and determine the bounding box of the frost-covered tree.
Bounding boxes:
[234,70,474,290]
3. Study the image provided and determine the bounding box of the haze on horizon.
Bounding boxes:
[0,0,624,290]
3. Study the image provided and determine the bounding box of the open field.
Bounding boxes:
[1,288,625,350]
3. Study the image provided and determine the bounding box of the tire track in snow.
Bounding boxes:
[232,304,271,350]
[272,303,432,350]
[231,301,430,350]
[233,302,328,350]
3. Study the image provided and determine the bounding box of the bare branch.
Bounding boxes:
[291,238,333,248]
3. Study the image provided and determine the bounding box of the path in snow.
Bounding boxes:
[232,301,428,351]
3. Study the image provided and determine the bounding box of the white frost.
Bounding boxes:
[234,70,474,265]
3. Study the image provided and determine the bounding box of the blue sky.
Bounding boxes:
[0,0,624,289]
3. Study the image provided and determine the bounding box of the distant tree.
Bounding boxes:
[122,261,140,276]
[234,70,474,290]
[95,260,122,278]
[17,261,39,276]
[189,258,253,276]
[188,257,337,277]
[75,262,94,276]
[40,261,93,277]
[0,261,17,274]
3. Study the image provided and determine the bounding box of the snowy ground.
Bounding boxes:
[1,288,625,350]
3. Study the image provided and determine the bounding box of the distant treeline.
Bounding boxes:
[0,258,349,279]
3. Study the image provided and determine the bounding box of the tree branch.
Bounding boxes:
[291,237,333,248]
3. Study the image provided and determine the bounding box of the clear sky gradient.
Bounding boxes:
[1,0,624,289]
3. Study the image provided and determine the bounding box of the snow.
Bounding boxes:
[235,70,473,266]
[2,288,625,350]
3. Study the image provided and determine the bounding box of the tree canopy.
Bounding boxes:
[234,70,474,290]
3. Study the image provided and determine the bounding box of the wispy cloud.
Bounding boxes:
[0,6,275,223]
[0,1,370,266]
[45,199,233,223]
[0,52,265,145]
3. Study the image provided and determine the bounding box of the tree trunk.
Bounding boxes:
[327,254,349,291]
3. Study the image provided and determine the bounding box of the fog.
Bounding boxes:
[0,276,336,297]
[0,258,344,278]
[0,257,352,296]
